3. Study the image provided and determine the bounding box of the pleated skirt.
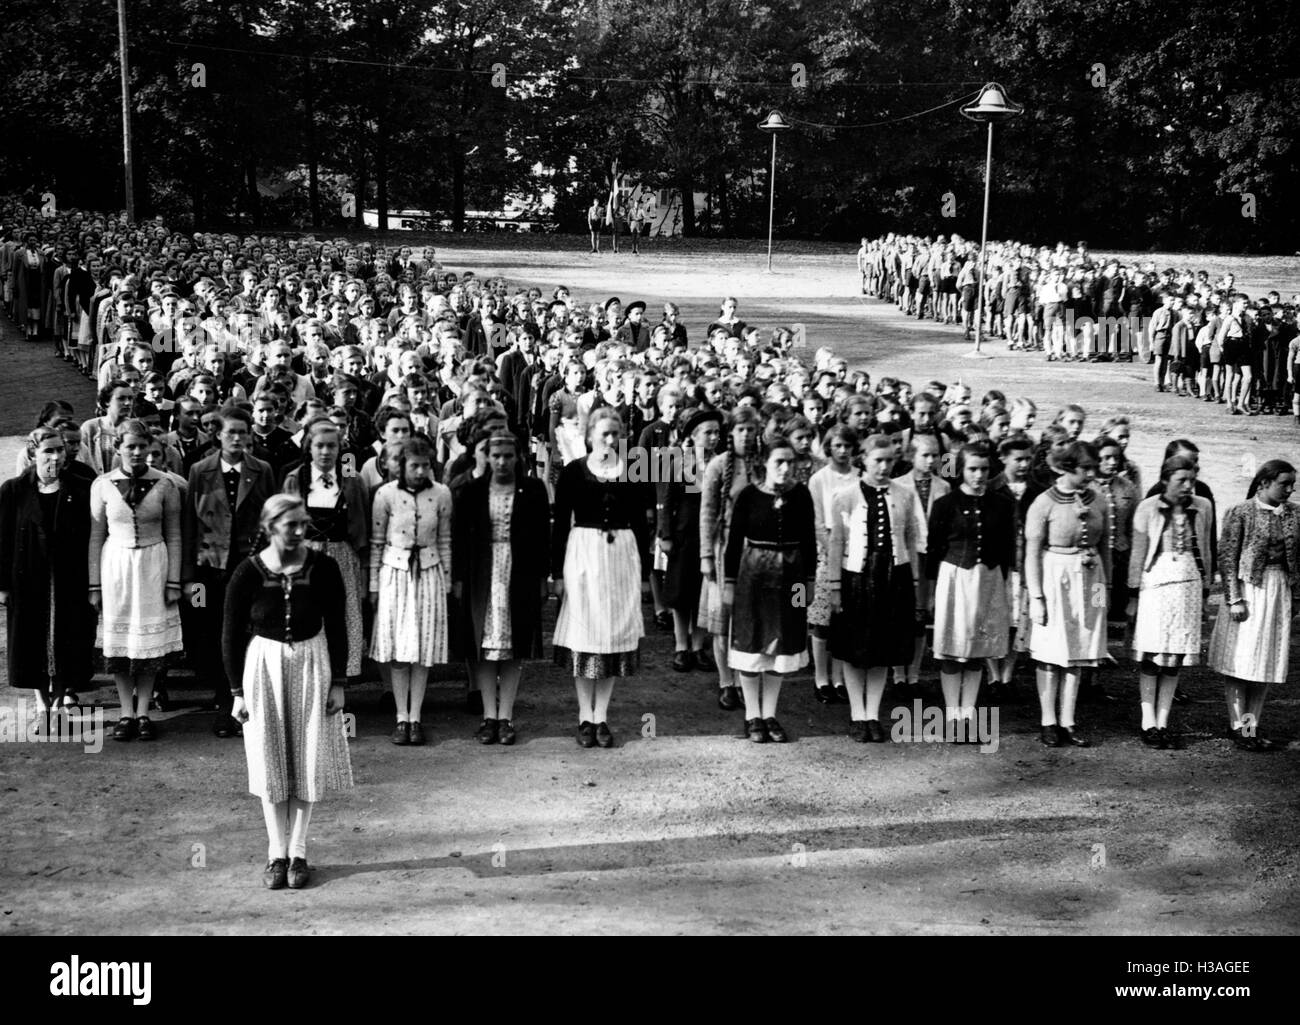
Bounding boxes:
[932,561,1011,661]
[241,632,353,804]
[1028,550,1108,668]
[1207,567,1290,684]
[369,563,447,667]
[98,538,183,663]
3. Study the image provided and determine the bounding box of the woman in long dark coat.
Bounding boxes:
[0,427,96,728]
[452,430,550,746]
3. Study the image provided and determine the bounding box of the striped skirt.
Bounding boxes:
[241,632,353,804]
[304,540,365,676]
[554,527,644,655]
[1207,567,1291,684]
[369,563,448,667]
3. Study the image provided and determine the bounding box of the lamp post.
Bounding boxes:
[758,111,791,273]
[960,83,1022,358]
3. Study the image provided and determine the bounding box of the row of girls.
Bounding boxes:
[5,382,1299,754]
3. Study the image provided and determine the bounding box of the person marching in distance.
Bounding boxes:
[699,407,762,711]
[828,434,927,742]
[0,427,96,734]
[89,419,185,742]
[806,424,863,705]
[551,407,648,749]
[452,430,550,745]
[369,437,452,746]
[225,495,352,890]
[723,433,817,743]
[1206,461,1300,752]
[925,443,1016,741]
[1024,441,1110,747]
[1127,455,1215,750]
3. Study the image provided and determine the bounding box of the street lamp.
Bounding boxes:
[758,110,791,273]
[960,83,1022,358]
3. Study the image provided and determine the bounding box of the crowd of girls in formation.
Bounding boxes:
[2,199,1298,885]
[858,234,1300,421]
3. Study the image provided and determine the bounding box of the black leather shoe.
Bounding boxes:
[745,718,768,743]
[595,722,614,748]
[287,857,311,889]
[833,684,850,704]
[1057,725,1091,747]
[849,720,869,743]
[814,684,835,704]
[1040,725,1062,747]
[213,714,235,738]
[764,717,789,743]
[717,686,742,711]
[497,719,516,745]
[475,719,498,745]
[654,611,673,631]
[391,722,410,746]
[865,719,888,743]
[1141,727,1163,748]
[1158,728,1184,750]
[408,721,426,746]
[135,716,156,741]
[577,721,597,748]
[113,717,137,742]
[693,648,717,672]
[263,858,289,890]
[671,650,693,672]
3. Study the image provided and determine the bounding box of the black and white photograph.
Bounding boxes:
[0,0,1296,983]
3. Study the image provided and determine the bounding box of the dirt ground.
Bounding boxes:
[1,238,1298,935]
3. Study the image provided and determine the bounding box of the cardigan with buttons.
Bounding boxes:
[88,468,183,592]
[924,488,1016,580]
[368,479,453,592]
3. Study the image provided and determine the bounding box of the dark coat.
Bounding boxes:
[182,452,278,579]
[0,469,96,688]
[451,473,550,661]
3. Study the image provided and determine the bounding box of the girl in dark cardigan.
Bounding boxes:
[724,435,817,743]
[0,428,96,731]
[452,431,551,746]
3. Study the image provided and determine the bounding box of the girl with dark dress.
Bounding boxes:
[226,495,352,891]
[724,436,817,743]
[658,409,722,673]
[452,431,550,746]
[0,428,96,732]
[828,434,927,742]
[551,407,648,749]
[926,443,1016,741]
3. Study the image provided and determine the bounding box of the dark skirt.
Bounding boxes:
[663,533,702,612]
[730,544,808,657]
[830,554,916,668]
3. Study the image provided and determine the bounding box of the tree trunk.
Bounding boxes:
[718,172,730,235]
[245,157,261,224]
[677,169,696,237]
[355,140,367,231]
[305,59,320,228]
[451,135,465,232]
